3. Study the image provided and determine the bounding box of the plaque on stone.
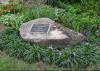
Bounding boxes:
[30,24,50,33]
[19,18,86,48]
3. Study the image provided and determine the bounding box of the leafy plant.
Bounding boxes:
[0,14,23,29]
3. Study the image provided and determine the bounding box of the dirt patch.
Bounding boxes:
[0,24,5,32]
[96,42,100,46]
[0,50,6,57]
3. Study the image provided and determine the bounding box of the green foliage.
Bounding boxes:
[0,14,23,29]
[0,29,99,69]
[0,52,33,70]
[0,51,64,71]
[45,0,80,6]
[0,51,42,70]
[79,0,100,15]
[23,6,56,21]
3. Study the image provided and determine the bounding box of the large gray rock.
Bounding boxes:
[19,18,86,48]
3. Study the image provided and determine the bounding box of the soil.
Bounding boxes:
[0,24,5,32]
[96,42,100,46]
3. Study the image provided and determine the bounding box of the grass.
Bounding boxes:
[0,50,61,71]
[0,51,38,70]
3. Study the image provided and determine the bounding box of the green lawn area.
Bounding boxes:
[0,51,100,71]
[0,51,38,70]
[0,51,61,71]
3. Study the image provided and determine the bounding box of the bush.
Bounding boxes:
[0,28,99,69]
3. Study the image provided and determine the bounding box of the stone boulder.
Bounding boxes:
[19,18,86,48]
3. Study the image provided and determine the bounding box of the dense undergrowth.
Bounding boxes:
[0,28,99,69]
[0,0,100,70]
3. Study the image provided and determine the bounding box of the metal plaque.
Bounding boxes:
[30,24,50,33]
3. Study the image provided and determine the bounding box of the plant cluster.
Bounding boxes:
[0,14,23,29]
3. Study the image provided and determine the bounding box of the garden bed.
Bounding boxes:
[0,0,100,70]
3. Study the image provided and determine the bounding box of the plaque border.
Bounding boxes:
[30,23,51,34]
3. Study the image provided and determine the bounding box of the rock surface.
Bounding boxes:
[19,18,86,48]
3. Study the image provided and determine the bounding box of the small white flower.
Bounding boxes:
[73,52,76,56]
[85,42,89,45]
[48,46,53,49]
[59,52,62,55]
[65,48,68,50]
